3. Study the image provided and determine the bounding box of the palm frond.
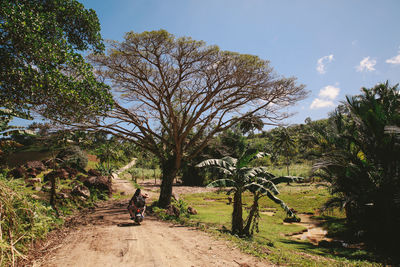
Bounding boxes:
[196,158,235,171]
[245,180,279,195]
[207,179,237,188]
[240,167,272,180]
[221,156,238,166]
[238,149,266,168]
[265,191,295,217]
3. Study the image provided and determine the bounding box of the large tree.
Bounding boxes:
[0,0,113,122]
[85,30,307,208]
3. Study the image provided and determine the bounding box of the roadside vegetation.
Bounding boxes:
[1,0,399,265]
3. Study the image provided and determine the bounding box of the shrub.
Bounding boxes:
[56,146,88,170]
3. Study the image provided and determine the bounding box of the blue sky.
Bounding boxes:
[18,0,400,127]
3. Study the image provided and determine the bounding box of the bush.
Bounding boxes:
[0,173,60,265]
[56,146,88,170]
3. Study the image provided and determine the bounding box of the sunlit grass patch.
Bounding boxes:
[181,183,378,266]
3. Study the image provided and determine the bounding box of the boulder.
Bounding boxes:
[25,161,46,172]
[283,216,301,223]
[25,177,41,186]
[26,168,38,178]
[82,176,112,196]
[71,185,91,199]
[8,167,26,179]
[57,192,70,199]
[42,159,57,169]
[187,206,198,215]
[88,169,101,176]
[166,204,180,217]
[44,169,69,182]
[63,166,78,178]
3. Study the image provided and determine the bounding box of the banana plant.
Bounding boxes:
[196,149,302,236]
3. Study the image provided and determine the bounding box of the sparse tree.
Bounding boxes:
[82,30,307,208]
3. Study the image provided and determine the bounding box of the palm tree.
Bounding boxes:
[273,127,296,176]
[312,82,400,251]
[196,149,300,236]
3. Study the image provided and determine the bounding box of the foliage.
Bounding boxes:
[56,145,88,170]
[312,82,400,254]
[197,149,300,236]
[272,127,296,175]
[0,174,60,266]
[82,29,307,208]
[95,162,114,176]
[0,0,113,122]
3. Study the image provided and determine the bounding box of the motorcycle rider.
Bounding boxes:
[128,188,148,220]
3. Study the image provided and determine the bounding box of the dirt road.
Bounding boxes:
[32,169,270,267]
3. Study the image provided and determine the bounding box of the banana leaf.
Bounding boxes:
[207,178,237,188]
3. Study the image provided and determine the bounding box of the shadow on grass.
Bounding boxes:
[280,238,378,263]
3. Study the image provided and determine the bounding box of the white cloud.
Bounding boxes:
[316,54,334,74]
[318,85,340,100]
[356,57,376,72]
[310,85,340,109]
[310,99,335,109]
[386,51,400,65]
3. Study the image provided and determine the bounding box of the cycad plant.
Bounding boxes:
[196,149,301,236]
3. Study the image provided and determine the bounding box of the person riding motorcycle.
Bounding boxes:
[128,188,148,221]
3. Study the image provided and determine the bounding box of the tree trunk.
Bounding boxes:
[243,193,259,236]
[158,159,178,208]
[231,190,243,235]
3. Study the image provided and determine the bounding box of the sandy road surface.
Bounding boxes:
[31,167,270,267]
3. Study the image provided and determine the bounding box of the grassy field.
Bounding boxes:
[180,183,380,266]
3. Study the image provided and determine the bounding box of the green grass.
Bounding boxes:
[180,183,381,266]
[267,162,313,178]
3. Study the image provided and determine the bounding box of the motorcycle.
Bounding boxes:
[132,207,145,224]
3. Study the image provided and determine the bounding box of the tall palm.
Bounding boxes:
[196,149,300,236]
[273,127,296,175]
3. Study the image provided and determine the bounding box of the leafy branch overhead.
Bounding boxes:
[0,0,113,122]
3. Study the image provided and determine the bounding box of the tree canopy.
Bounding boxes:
[0,0,113,122]
[85,30,307,207]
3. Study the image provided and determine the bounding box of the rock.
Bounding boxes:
[88,169,101,176]
[33,186,42,191]
[44,169,69,182]
[31,194,41,200]
[77,174,86,182]
[57,192,70,199]
[283,216,301,223]
[25,161,46,172]
[42,159,57,169]
[25,177,41,186]
[8,167,26,179]
[63,166,78,178]
[26,168,38,177]
[81,176,112,196]
[71,185,91,199]
[166,205,180,217]
[187,206,197,215]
